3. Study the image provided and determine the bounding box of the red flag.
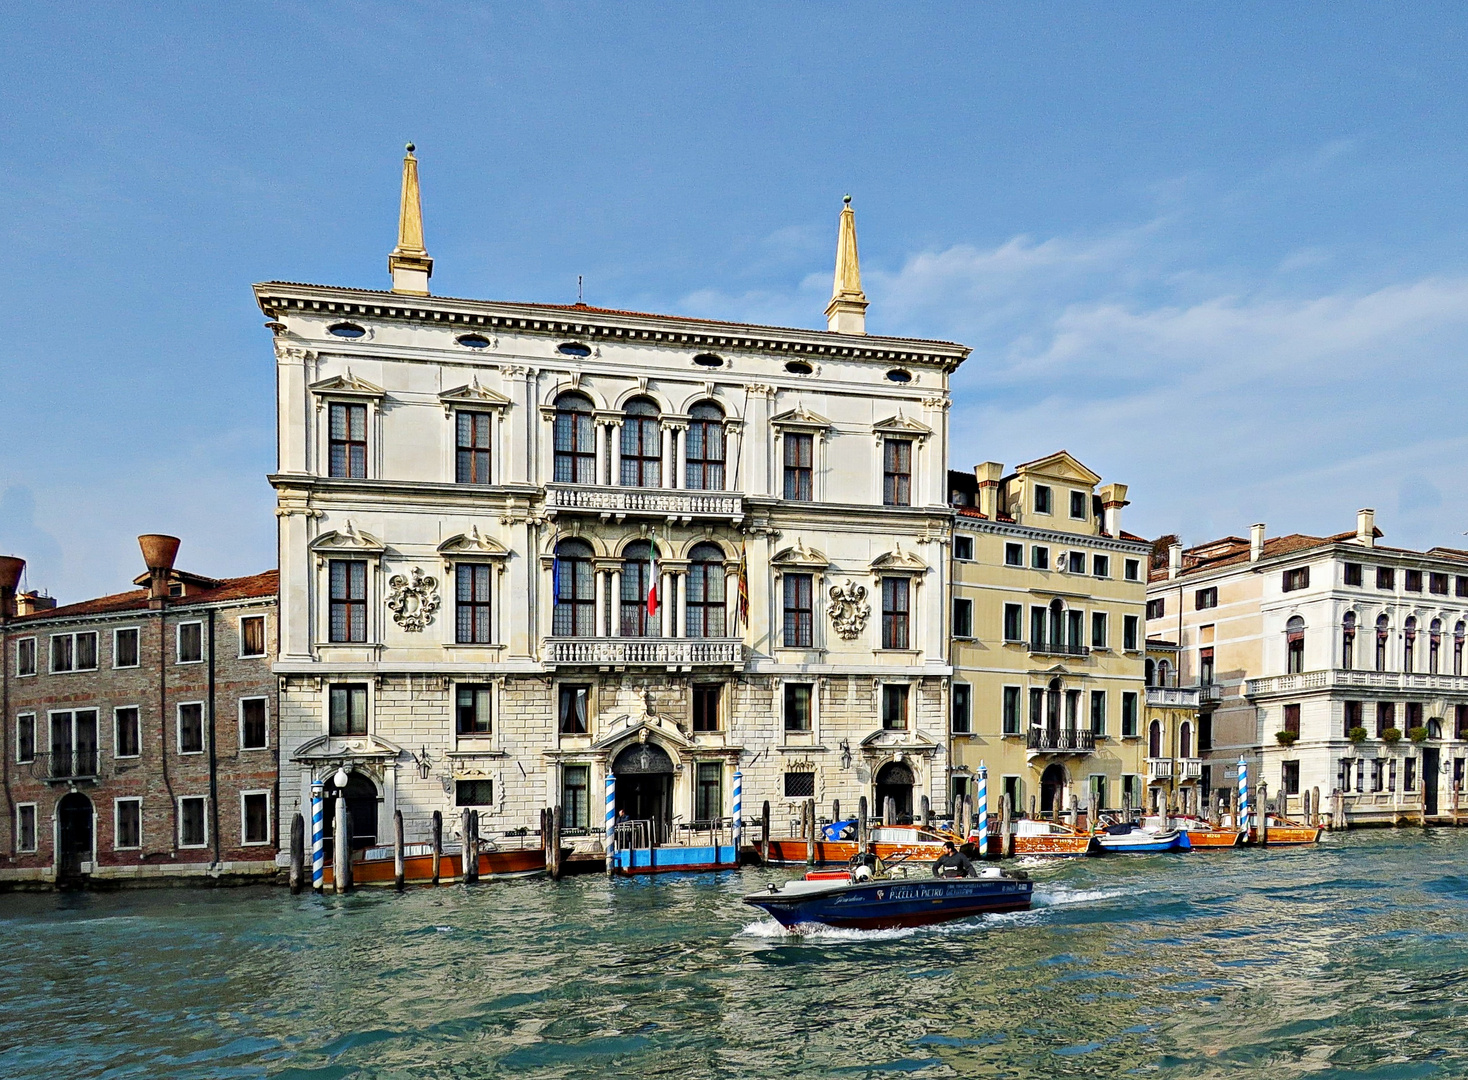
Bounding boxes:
[647,531,660,617]
[737,543,749,628]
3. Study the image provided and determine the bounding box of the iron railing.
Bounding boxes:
[1026,728,1097,753]
[1028,640,1090,658]
[545,637,744,666]
[31,749,100,781]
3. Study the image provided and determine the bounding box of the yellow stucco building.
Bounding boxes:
[947,452,1150,820]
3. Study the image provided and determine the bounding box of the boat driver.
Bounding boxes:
[932,841,976,878]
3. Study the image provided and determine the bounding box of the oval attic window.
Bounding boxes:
[886,368,913,383]
[785,360,814,375]
[693,353,724,368]
[557,342,592,357]
[327,322,366,339]
[457,333,491,349]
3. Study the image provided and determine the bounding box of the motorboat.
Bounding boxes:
[744,857,1032,931]
[763,822,964,867]
[1009,818,1097,857]
[1093,820,1190,853]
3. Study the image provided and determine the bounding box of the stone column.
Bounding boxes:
[725,568,740,637]
[660,572,673,637]
[661,427,675,489]
[610,422,623,486]
[674,425,688,490]
[724,422,742,492]
[676,571,688,639]
[594,569,607,637]
[610,569,623,637]
[594,422,607,486]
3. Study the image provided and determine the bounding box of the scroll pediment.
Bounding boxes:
[870,543,927,572]
[310,521,385,555]
[309,370,385,398]
[772,537,829,569]
[439,378,511,415]
[770,405,832,430]
[859,729,938,750]
[438,526,510,558]
[591,719,694,754]
[290,732,404,762]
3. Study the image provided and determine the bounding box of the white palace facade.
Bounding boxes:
[260,151,969,851]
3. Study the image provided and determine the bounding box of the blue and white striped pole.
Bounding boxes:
[976,762,989,858]
[604,772,617,873]
[732,770,743,850]
[1237,756,1250,832]
[310,781,325,891]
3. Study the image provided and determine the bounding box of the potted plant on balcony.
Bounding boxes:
[1408,725,1430,743]
[1347,725,1368,744]
[1275,730,1299,747]
[1381,726,1402,744]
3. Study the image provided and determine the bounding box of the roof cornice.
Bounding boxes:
[253,282,971,371]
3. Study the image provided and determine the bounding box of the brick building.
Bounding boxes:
[0,539,279,887]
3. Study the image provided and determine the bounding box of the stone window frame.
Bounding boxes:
[239,696,270,752]
[113,706,142,759]
[439,381,511,486]
[309,373,385,481]
[240,789,273,846]
[49,630,98,674]
[15,712,36,764]
[309,526,386,651]
[176,620,205,665]
[15,802,37,853]
[177,795,210,849]
[176,701,207,756]
[15,637,36,678]
[238,614,268,659]
[114,797,143,851]
[113,626,141,669]
[780,678,819,738]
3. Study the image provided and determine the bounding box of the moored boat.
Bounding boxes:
[1093,821,1190,853]
[1009,818,1097,857]
[321,842,547,887]
[744,861,1033,930]
[763,823,962,866]
[1250,816,1323,846]
[1159,816,1244,848]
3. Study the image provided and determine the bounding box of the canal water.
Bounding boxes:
[3,830,1468,1079]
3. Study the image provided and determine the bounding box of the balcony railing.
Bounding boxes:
[1028,640,1090,659]
[32,749,100,782]
[1026,728,1096,753]
[1146,685,1201,709]
[1247,669,1468,698]
[1179,757,1203,780]
[545,637,745,667]
[1147,757,1175,781]
[545,484,743,520]
[1199,683,1223,703]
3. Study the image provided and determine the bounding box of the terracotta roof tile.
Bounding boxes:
[11,570,277,623]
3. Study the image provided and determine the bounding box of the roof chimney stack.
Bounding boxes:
[0,555,24,623]
[974,462,1004,519]
[1250,523,1266,562]
[1099,482,1129,538]
[1167,541,1182,581]
[138,534,181,608]
[1357,508,1375,549]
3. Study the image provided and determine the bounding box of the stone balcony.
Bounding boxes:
[544,636,745,668]
[1025,728,1096,755]
[544,484,744,523]
[1146,757,1174,781]
[1145,685,1201,709]
[1178,757,1203,780]
[1246,669,1468,699]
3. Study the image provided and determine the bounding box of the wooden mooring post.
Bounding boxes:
[761,800,771,863]
[289,813,305,894]
[393,810,405,890]
[999,793,1012,859]
[431,810,442,884]
[919,795,930,827]
[832,799,840,826]
[550,806,564,880]
[333,797,350,894]
[461,808,477,884]
[805,801,816,866]
[857,796,868,851]
[1257,782,1269,846]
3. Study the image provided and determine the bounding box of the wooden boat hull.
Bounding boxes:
[1250,826,1322,846]
[1012,834,1096,857]
[745,874,1033,930]
[1183,828,1245,848]
[321,847,546,888]
[762,838,958,866]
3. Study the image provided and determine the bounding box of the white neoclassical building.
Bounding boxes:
[260,151,970,851]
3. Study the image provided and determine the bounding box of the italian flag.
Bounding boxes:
[647,531,661,617]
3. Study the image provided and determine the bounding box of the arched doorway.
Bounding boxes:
[875,761,915,822]
[56,792,93,881]
[324,771,380,848]
[1039,763,1067,817]
[613,741,674,841]
[1179,722,1193,760]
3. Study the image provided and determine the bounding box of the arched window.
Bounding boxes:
[553,393,596,485]
[1376,614,1390,671]
[1429,618,1443,674]
[1145,658,1156,686]
[1341,611,1357,671]
[621,540,658,637]
[1404,616,1418,673]
[1148,718,1162,759]
[620,399,662,487]
[685,403,726,490]
[1179,721,1192,759]
[1048,598,1065,651]
[1046,677,1062,737]
[1456,621,1465,676]
[685,543,726,638]
[552,540,596,637]
[1286,616,1305,674]
[1158,659,1172,687]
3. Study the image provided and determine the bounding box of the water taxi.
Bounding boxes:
[1093,820,1189,853]
[744,858,1033,930]
[1008,818,1097,857]
[1156,816,1245,848]
[762,822,962,866]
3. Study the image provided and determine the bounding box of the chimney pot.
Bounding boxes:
[1250,523,1266,563]
[0,555,23,622]
[1167,542,1183,581]
[138,534,181,604]
[974,462,1004,519]
[1357,508,1375,549]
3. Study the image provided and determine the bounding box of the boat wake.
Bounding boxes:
[1032,885,1126,907]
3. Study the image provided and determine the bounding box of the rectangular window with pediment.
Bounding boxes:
[784,434,813,501]
[456,411,492,485]
[329,560,368,643]
[883,439,912,506]
[456,564,493,644]
[783,574,813,648]
[329,402,367,479]
[881,578,910,650]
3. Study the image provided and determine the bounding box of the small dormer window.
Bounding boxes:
[693,353,724,368]
[885,368,912,383]
[557,342,592,357]
[327,322,366,339]
[457,333,491,349]
[169,582,184,598]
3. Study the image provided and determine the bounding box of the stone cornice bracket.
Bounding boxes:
[922,396,950,410]
[274,343,316,363]
[746,383,777,399]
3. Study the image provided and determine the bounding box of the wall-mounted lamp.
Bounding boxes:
[417,746,433,780]
[839,738,852,770]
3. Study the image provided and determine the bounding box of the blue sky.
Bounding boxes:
[4,2,1468,601]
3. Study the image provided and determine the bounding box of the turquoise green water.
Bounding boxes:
[3,831,1468,1078]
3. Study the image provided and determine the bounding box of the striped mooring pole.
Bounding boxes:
[310,781,325,892]
[1238,756,1250,831]
[976,762,989,858]
[732,770,743,850]
[605,772,617,872]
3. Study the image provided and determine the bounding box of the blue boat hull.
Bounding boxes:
[613,845,738,873]
[1096,832,1190,853]
[744,876,1033,930]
